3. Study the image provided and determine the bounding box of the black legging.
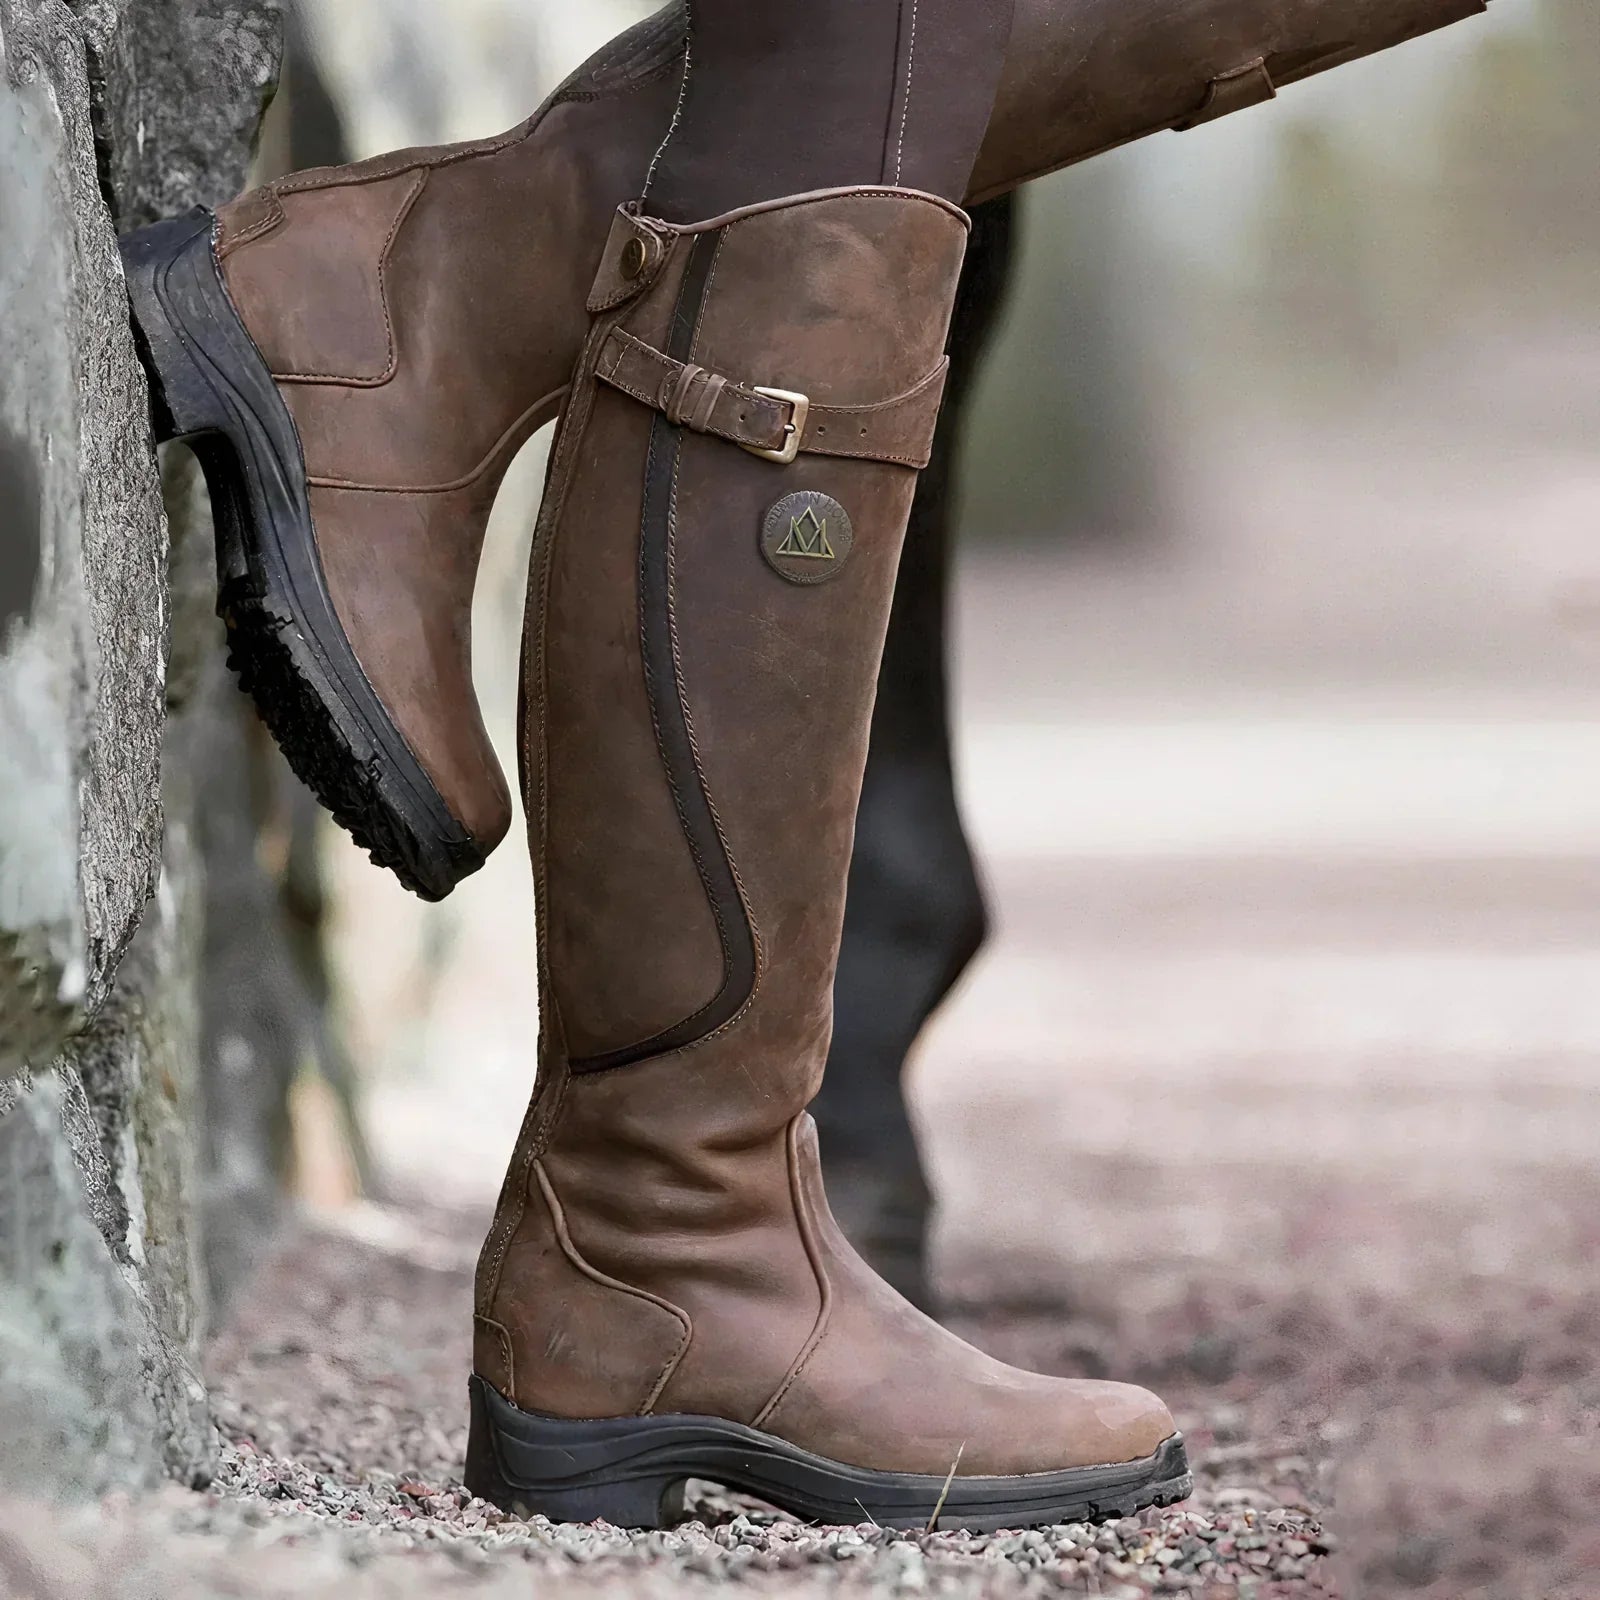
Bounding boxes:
[644,0,1015,220]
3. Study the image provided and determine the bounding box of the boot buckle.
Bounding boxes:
[741,388,810,465]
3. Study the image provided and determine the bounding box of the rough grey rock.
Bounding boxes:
[0,0,282,1035]
[163,454,305,1316]
[0,0,143,1071]
[0,1072,163,1495]
[0,0,286,1502]
[58,794,218,1488]
[79,0,284,229]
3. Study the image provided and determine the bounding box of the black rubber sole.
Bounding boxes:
[119,208,485,901]
[464,1375,1193,1532]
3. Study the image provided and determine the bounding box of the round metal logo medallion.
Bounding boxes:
[761,492,854,586]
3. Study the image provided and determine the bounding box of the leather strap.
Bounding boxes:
[595,326,948,469]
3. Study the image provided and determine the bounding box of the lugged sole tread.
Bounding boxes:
[219,582,458,899]
[465,1376,1193,1533]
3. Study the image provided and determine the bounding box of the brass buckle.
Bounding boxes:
[741,387,810,465]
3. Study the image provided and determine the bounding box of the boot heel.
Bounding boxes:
[464,1377,684,1529]
[489,1472,685,1530]
[120,209,235,444]
[119,208,275,592]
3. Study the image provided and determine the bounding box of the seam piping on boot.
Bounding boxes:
[641,0,692,204]
[533,1161,692,1414]
[753,1116,835,1429]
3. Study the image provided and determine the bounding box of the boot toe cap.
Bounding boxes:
[1046,1379,1177,1469]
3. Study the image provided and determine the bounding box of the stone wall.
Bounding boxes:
[0,0,287,1497]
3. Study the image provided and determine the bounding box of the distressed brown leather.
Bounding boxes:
[473,187,1176,1479]
[970,0,1491,201]
[595,326,950,469]
[209,20,689,848]
[309,478,508,842]
[574,0,1491,209]
[206,0,1486,858]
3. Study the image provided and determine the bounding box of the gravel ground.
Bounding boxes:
[0,1203,1339,1600]
[9,743,1599,1597]
[6,1149,1594,1599]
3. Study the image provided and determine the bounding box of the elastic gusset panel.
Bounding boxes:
[643,0,1013,218]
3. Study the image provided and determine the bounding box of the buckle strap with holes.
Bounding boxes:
[594,327,949,469]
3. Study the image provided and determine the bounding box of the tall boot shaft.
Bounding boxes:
[527,192,966,1083]
[471,191,1185,1527]
[479,183,966,1425]
[972,0,1490,199]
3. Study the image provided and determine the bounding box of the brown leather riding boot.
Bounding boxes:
[463,189,1187,1530]
[116,14,688,898]
[119,0,1488,898]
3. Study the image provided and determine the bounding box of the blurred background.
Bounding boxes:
[279,0,1600,1261]
[214,0,1600,1590]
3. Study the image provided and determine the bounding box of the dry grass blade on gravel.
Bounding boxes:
[925,1442,967,1533]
